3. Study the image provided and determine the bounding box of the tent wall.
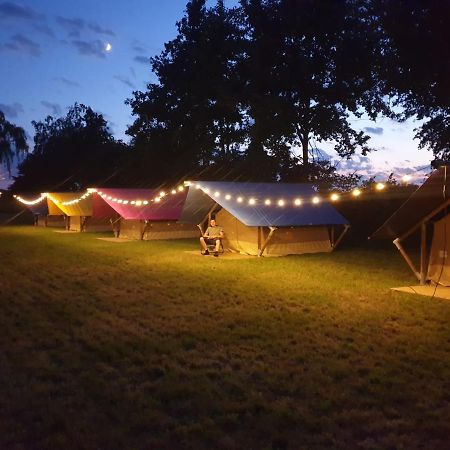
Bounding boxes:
[68,216,83,232]
[265,226,332,255]
[427,214,450,286]
[216,208,332,256]
[85,217,113,233]
[118,219,199,240]
[216,208,259,254]
[38,215,66,228]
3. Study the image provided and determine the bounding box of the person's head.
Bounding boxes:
[210,219,216,227]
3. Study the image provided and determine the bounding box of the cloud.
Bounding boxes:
[71,39,106,58]
[134,55,149,65]
[56,16,84,37]
[56,15,115,38]
[0,102,24,118]
[114,75,136,89]
[33,23,55,38]
[132,44,146,53]
[53,77,80,88]
[88,22,115,37]
[0,1,42,21]
[2,33,40,56]
[41,101,62,116]
[364,126,384,135]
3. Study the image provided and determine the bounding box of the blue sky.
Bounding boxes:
[0,0,433,188]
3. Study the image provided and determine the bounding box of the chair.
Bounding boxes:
[206,238,224,254]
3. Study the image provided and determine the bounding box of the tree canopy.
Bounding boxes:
[0,111,28,175]
[12,104,127,192]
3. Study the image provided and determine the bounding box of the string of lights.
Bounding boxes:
[13,185,187,207]
[12,174,417,208]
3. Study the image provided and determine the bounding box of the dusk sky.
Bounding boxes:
[0,0,433,188]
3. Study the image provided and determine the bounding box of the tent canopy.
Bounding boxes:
[372,166,450,240]
[99,188,188,221]
[47,193,93,217]
[181,181,348,227]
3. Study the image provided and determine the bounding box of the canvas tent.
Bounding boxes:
[180,181,349,256]
[372,166,450,285]
[46,192,116,232]
[98,188,199,240]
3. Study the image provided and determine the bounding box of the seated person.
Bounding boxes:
[200,219,224,257]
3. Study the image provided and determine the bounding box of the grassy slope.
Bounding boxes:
[0,227,449,450]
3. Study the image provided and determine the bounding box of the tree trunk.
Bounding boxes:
[301,134,309,167]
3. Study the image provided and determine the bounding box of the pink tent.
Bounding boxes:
[96,188,198,240]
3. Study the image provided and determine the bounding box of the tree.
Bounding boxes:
[0,111,28,175]
[12,104,126,192]
[376,0,450,159]
[241,0,390,178]
[126,0,246,183]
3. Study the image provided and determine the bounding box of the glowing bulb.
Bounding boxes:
[294,198,302,206]
[214,191,220,197]
[312,196,320,204]
[123,200,129,204]
[225,194,231,200]
[330,193,339,202]
[118,199,123,204]
[143,200,149,205]
[171,189,177,194]
[160,191,166,197]
[264,199,271,205]
[107,196,112,200]
[154,197,161,203]
[278,199,285,207]
[375,182,385,191]
[195,184,201,190]
[131,201,136,204]
[352,188,361,197]
[248,198,256,205]
[105,42,112,52]
[402,174,412,183]
[135,200,143,206]
[237,196,243,203]
[178,186,184,191]
[203,188,210,193]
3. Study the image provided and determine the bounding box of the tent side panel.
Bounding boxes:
[119,219,144,239]
[265,226,332,256]
[216,208,259,255]
[45,215,66,228]
[143,222,199,240]
[86,218,113,232]
[427,214,450,286]
[68,216,82,232]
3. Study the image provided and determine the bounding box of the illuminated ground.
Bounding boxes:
[0,227,449,449]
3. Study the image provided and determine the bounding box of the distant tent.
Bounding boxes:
[98,188,199,240]
[372,166,450,285]
[180,181,349,256]
[46,192,116,232]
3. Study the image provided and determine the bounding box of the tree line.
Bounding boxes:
[3,0,450,192]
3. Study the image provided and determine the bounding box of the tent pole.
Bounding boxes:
[420,221,427,285]
[258,227,277,257]
[110,216,121,237]
[331,226,335,247]
[399,197,450,241]
[333,225,350,250]
[393,238,420,281]
[141,220,150,240]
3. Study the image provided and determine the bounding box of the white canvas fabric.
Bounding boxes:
[216,208,332,256]
[428,214,450,286]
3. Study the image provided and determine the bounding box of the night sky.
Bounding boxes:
[0,0,432,188]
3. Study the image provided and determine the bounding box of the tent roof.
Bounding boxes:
[372,166,450,240]
[181,181,348,227]
[99,188,187,220]
[47,192,93,217]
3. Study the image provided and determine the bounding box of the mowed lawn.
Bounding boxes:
[0,227,449,450]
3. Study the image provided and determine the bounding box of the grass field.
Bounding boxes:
[0,226,449,450]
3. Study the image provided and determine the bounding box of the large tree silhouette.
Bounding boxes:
[0,111,28,175]
[12,104,126,192]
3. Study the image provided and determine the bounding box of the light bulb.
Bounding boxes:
[330,193,339,202]
[264,199,271,205]
[294,198,302,206]
[312,196,320,204]
[352,188,361,197]
[278,199,285,206]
